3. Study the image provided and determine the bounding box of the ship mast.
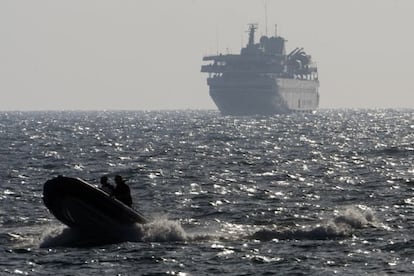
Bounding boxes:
[248,24,257,46]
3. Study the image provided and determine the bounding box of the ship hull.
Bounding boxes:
[208,77,319,115]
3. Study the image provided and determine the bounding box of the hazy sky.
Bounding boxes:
[1,0,413,111]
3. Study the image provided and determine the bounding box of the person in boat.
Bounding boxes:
[113,175,133,207]
[100,176,114,194]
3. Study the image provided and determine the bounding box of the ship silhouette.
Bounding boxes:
[201,24,319,115]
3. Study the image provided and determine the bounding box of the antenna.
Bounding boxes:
[264,0,268,36]
[216,27,219,55]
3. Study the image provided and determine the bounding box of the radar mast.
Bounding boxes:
[247,23,258,46]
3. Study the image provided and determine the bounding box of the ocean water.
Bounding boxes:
[0,109,413,275]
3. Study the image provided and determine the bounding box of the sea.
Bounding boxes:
[0,109,413,275]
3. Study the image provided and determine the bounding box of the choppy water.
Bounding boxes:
[0,110,413,275]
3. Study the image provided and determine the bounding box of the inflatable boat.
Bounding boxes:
[43,176,148,235]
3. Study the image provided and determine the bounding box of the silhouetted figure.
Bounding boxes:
[113,175,133,207]
[100,176,114,194]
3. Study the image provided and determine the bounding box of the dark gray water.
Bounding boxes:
[0,110,413,275]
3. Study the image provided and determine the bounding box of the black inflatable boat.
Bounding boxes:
[43,176,148,234]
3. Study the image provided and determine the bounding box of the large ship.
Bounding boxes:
[201,24,319,115]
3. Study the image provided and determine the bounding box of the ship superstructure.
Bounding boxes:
[201,24,319,115]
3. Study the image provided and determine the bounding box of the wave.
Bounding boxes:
[36,206,383,247]
[251,205,380,241]
[367,144,414,157]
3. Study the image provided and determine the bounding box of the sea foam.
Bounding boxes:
[39,217,189,248]
[251,205,379,241]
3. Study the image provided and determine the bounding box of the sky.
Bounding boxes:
[0,0,413,111]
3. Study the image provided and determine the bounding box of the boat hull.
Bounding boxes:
[207,77,319,115]
[43,176,148,235]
